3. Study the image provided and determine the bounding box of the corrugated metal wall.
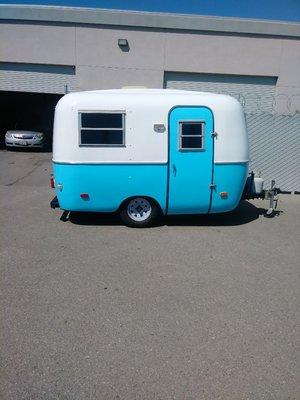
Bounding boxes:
[0,62,76,94]
[165,72,299,191]
[246,114,300,191]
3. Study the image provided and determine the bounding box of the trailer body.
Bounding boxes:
[52,89,249,224]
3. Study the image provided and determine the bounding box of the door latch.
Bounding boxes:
[209,183,216,189]
[211,132,218,138]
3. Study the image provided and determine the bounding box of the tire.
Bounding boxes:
[119,197,161,228]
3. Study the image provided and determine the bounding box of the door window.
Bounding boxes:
[179,121,204,150]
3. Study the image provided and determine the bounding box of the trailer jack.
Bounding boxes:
[263,180,280,218]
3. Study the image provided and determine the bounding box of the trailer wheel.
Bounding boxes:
[120,197,160,228]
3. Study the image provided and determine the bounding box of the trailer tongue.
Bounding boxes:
[243,172,281,217]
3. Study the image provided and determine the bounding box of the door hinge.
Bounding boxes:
[211,132,218,138]
[209,183,216,189]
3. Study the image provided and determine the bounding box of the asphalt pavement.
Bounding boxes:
[1,149,299,400]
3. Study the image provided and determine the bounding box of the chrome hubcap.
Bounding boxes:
[127,198,152,222]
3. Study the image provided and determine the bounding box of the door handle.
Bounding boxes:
[172,164,177,177]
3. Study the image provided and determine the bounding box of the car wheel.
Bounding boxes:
[120,197,161,228]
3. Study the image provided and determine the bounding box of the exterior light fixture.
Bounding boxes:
[118,38,128,47]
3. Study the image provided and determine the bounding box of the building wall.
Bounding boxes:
[0,22,76,65]
[0,21,299,98]
[74,25,165,90]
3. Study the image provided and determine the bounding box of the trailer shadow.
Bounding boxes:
[67,200,280,227]
[165,201,281,226]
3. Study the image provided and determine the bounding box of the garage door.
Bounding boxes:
[164,72,277,113]
[0,62,76,94]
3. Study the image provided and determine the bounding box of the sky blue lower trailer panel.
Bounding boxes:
[53,162,248,215]
[210,162,249,213]
[53,163,168,213]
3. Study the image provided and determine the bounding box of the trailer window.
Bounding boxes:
[79,112,125,146]
[179,121,204,150]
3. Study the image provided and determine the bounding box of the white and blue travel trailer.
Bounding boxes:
[50,89,278,227]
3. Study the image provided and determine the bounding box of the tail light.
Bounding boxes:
[50,175,55,189]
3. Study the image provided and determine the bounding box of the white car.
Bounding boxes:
[5,130,45,148]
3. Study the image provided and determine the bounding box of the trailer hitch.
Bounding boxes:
[243,173,281,218]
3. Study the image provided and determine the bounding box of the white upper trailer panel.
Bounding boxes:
[53,89,249,164]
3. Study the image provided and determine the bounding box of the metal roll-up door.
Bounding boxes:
[0,62,76,94]
[164,72,277,113]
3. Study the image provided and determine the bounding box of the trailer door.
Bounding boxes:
[167,106,214,214]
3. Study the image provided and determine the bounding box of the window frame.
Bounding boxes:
[178,120,205,151]
[78,110,126,147]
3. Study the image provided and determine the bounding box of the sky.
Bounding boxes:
[0,0,300,22]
